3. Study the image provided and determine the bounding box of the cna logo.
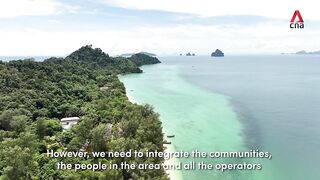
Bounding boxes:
[290,10,304,29]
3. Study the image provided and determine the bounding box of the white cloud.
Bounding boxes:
[104,0,319,20]
[0,28,150,56]
[0,0,79,18]
[1,21,319,56]
[0,0,318,55]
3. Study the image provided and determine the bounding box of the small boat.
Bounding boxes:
[163,141,172,144]
[167,135,175,138]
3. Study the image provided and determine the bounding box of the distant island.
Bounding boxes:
[186,52,195,56]
[295,50,320,55]
[282,50,320,55]
[120,52,157,57]
[211,49,224,57]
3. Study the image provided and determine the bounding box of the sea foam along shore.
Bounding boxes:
[124,89,183,180]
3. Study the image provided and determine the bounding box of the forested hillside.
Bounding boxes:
[0,45,167,179]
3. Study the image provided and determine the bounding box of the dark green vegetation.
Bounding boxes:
[0,45,167,179]
[129,53,161,66]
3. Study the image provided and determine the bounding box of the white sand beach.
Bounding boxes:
[163,138,183,180]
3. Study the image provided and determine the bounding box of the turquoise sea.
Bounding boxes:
[119,55,320,180]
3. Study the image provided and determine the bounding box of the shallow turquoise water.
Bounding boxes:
[120,63,268,180]
[120,55,320,179]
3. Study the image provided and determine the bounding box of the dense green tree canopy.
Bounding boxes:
[0,45,167,179]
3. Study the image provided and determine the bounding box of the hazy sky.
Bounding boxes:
[0,0,319,56]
